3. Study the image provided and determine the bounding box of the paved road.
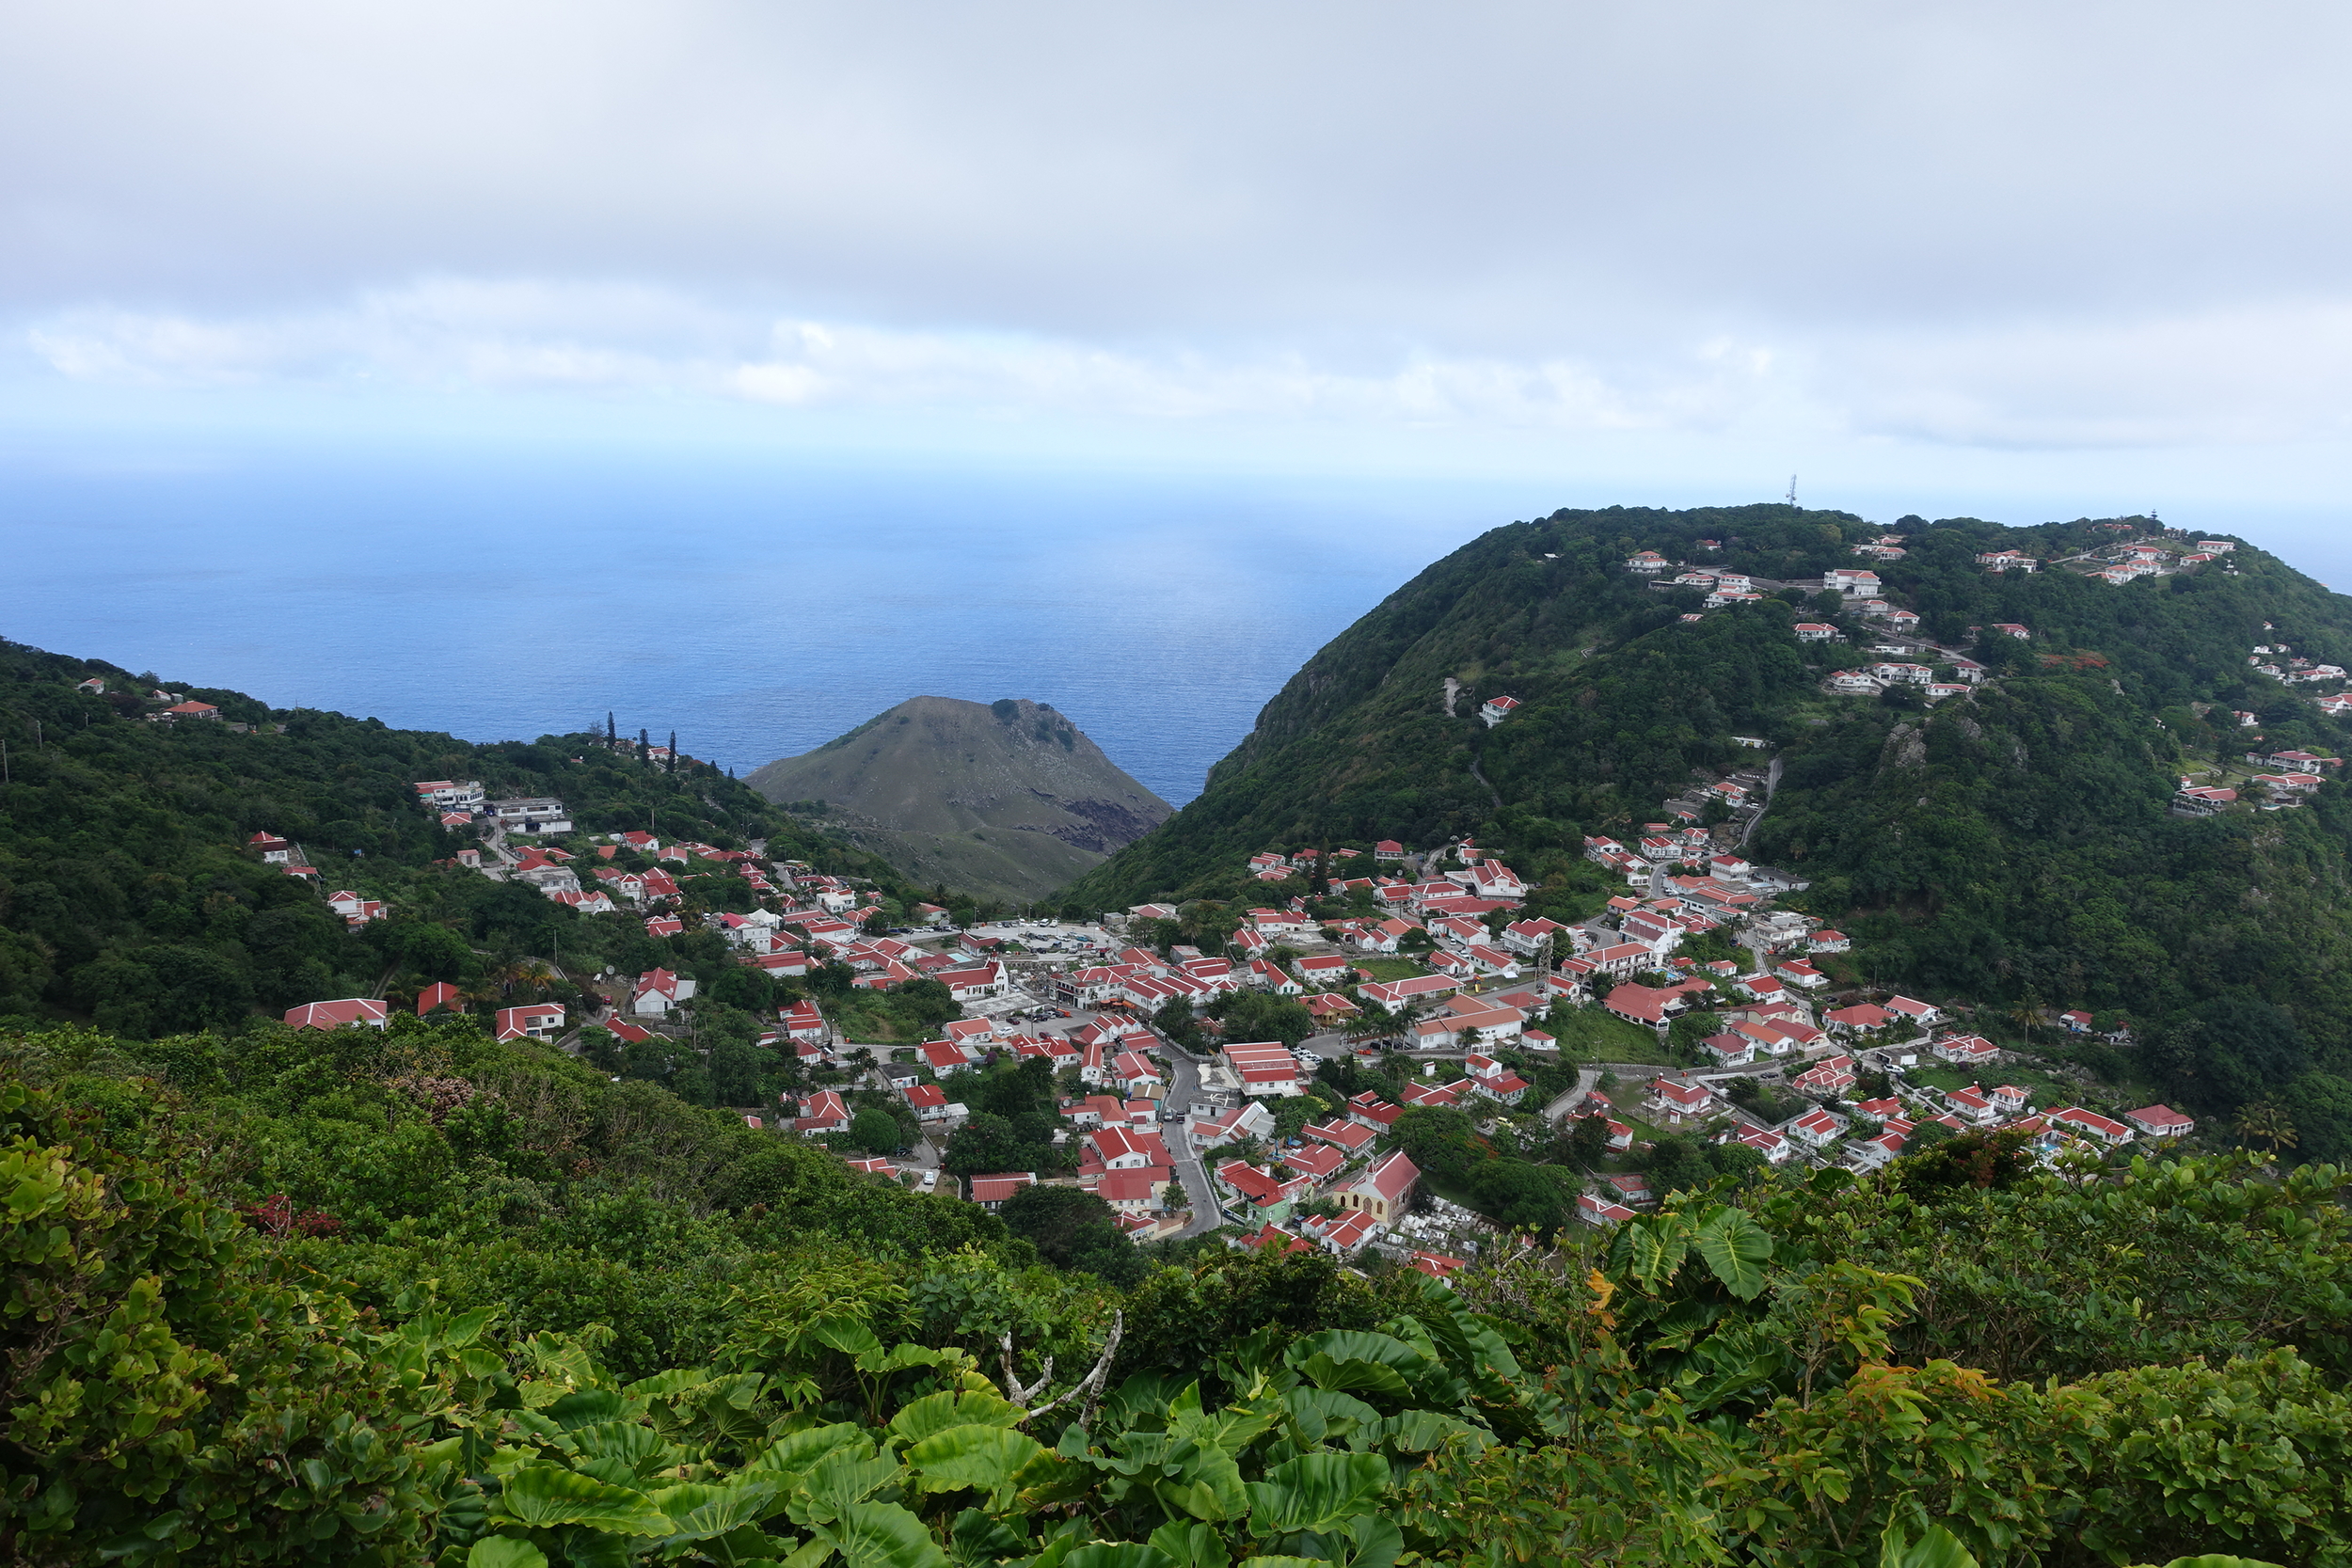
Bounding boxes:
[1151,1036,1228,1238]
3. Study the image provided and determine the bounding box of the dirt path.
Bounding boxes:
[1442,676,1461,718]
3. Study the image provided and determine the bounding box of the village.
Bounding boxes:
[239,715,2204,1277]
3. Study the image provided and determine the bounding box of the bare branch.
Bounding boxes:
[1024,1310,1123,1431]
[998,1329,1054,1404]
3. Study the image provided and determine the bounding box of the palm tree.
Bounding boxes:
[2235,1100,2298,1156]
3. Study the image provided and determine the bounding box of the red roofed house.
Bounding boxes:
[283,999,389,1031]
[1406,1249,1469,1283]
[1604,1172,1653,1205]
[967,1173,1037,1211]
[2123,1104,2194,1138]
[1825,1003,1892,1035]
[494,1004,565,1042]
[247,832,293,863]
[1304,1118,1375,1155]
[1336,1149,1420,1227]
[1884,995,1942,1029]
[1645,1077,1716,1125]
[630,968,697,1016]
[2050,1106,2135,1146]
[1577,1193,1638,1226]
[415,980,463,1016]
[1240,1222,1312,1255]
[1082,1169,1175,1214]
[1346,1091,1402,1131]
[1794,1054,1857,1095]
[794,1090,851,1135]
[1216,1160,1296,1223]
[162,700,221,721]
[1932,1035,2000,1067]
[1222,1041,1302,1097]
[1788,1108,1846,1148]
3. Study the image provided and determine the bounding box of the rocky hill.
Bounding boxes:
[744,696,1171,903]
[1064,503,2352,1156]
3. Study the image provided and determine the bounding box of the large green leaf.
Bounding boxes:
[745,1424,870,1482]
[1147,1521,1231,1568]
[547,1389,630,1431]
[1283,1386,1381,1445]
[904,1424,1045,1494]
[1295,1356,1413,1402]
[565,1418,672,1475]
[1285,1332,1427,1378]
[1246,1452,1390,1534]
[1063,1547,1174,1568]
[468,1539,548,1568]
[887,1388,1027,1449]
[624,1367,718,1401]
[491,1465,674,1535]
[808,1317,886,1361]
[1343,1514,1405,1568]
[1878,1521,1977,1568]
[815,1502,952,1568]
[647,1479,786,1541]
[1624,1219,1691,1294]
[1692,1209,1775,1301]
[791,1448,906,1525]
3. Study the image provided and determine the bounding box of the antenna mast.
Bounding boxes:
[1786,475,1798,507]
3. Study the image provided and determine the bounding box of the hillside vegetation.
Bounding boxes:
[6,1019,2349,1566]
[746,696,1170,904]
[1065,506,2352,1153]
[0,639,968,1043]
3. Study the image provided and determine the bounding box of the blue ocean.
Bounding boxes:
[1,444,1555,803]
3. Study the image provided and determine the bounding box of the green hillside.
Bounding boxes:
[0,638,983,1047]
[745,695,1170,904]
[1066,504,2352,1151]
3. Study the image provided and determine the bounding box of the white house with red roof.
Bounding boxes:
[1221,1041,1303,1097]
[2123,1104,2194,1138]
[1885,995,1942,1029]
[1931,1035,2000,1067]
[630,968,696,1016]
[1477,695,1521,727]
[1794,1054,1857,1095]
[247,832,293,863]
[793,1090,851,1135]
[1345,1091,1402,1132]
[494,1004,565,1042]
[1303,1117,1376,1156]
[1788,1108,1847,1148]
[1823,1003,1891,1035]
[1186,1099,1275,1151]
[936,961,1008,1001]
[1577,1193,1638,1226]
[904,1083,957,1123]
[966,1173,1037,1211]
[2050,1106,2134,1146]
[1943,1085,1998,1124]
[1645,1077,1715,1124]
[284,998,389,1031]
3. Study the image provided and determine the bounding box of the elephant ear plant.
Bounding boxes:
[435,1273,1536,1568]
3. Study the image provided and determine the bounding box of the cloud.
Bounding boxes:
[7,1,2352,456]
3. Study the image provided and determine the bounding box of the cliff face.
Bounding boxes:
[743,696,1172,903]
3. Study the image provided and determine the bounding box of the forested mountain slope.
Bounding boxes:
[745,696,1170,904]
[1067,505,2352,1151]
[0,639,952,1037]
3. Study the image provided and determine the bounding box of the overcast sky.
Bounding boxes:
[8,1,2352,524]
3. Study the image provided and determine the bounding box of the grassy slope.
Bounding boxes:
[745,696,1170,904]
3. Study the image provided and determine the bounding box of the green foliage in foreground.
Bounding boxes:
[6,1048,2351,1567]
